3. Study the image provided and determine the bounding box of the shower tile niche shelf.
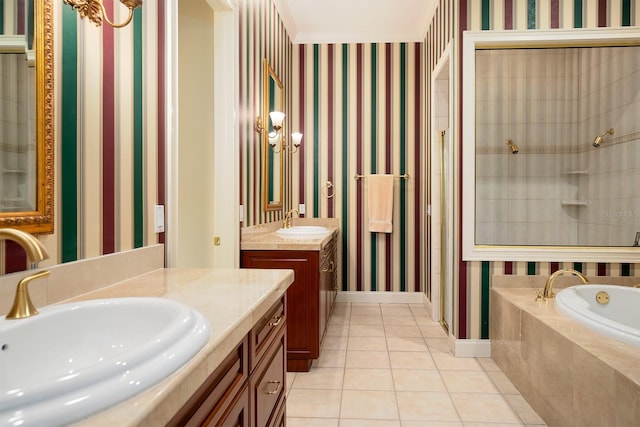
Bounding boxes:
[561,200,588,207]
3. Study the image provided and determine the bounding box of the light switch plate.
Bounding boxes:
[154,205,165,233]
[299,203,306,215]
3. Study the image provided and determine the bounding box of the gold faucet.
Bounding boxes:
[0,228,50,319]
[283,209,299,229]
[538,268,589,301]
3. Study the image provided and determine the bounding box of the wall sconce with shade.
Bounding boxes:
[63,0,143,28]
[256,111,303,154]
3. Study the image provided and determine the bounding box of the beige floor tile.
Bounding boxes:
[425,338,450,353]
[314,350,347,368]
[326,322,350,336]
[340,390,399,420]
[352,305,382,316]
[287,388,342,418]
[440,370,499,393]
[396,391,460,422]
[383,315,417,326]
[346,350,391,369]
[323,335,349,351]
[329,314,351,325]
[351,315,384,325]
[287,372,297,393]
[349,336,388,351]
[476,357,501,372]
[389,351,436,370]
[486,370,521,395]
[504,394,546,425]
[287,417,340,427]
[450,393,520,424]
[380,305,413,316]
[401,421,463,427]
[291,367,344,390]
[419,324,448,338]
[386,336,429,352]
[343,368,395,391]
[392,369,447,392]
[340,419,401,427]
[431,353,483,371]
[385,325,422,338]
[349,324,386,337]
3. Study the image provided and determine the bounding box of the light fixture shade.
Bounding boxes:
[268,132,280,146]
[291,132,303,147]
[269,111,285,128]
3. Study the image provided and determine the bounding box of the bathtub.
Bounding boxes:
[556,284,640,347]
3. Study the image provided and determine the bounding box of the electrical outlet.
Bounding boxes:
[299,203,306,215]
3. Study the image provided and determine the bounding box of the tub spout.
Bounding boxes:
[540,269,589,300]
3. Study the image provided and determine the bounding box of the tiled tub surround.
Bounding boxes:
[0,245,294,426]
[490,279,640,427]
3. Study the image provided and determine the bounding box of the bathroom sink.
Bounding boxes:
[276,225,330,239]
[0,297,211,427]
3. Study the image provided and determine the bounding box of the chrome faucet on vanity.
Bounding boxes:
[536,268,589,302]
[0,228,50,319]
[283,209,299,229]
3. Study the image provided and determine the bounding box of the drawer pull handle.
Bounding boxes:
[269,316,283,327]
[264,380,282,395]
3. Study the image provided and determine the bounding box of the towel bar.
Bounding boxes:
[353,173,410,180]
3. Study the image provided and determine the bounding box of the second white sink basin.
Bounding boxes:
[0,297,211,427]
[276,225,330,239]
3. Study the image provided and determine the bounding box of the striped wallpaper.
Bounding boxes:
[2,0,165,272]
[457,0,640,340]
[239,0,292,228]
[290,42,425,293]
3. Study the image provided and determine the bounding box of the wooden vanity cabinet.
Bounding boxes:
[167,297,286,427]
[241,232,337,372]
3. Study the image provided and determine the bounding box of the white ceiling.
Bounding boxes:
[273,0,439,44]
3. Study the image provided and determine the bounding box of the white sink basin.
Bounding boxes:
[276,225,330,239]
[0,297,210,427]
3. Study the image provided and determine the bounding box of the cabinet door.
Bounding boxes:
[242,250,319,372]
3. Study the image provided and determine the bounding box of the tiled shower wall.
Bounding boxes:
[474,46,639,247]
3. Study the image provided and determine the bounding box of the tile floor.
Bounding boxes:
[285,302,547,427]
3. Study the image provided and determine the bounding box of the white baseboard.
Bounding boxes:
[452,339,492,358]
[336,291,425,304]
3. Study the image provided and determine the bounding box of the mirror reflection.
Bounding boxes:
[474,44,640,248]
[0,0,54,233]
[263,59,284,211]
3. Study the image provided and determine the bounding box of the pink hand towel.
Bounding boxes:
[367,174,394,233]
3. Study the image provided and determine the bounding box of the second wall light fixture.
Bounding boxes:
[64,0,143,28]
[256,111,303,154]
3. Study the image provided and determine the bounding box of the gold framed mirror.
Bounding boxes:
[0,0,54,233]
[262,59,284,212]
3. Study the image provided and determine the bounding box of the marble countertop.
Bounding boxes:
[240,218,339,251]
[70,268,294,427]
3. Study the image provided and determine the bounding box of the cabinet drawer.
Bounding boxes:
[168,337,249,427]
[252,326,286,427]
[250,297,285,371]
[204,383,250,427]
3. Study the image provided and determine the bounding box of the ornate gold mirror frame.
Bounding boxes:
[262,59,284,212]
[0,0,54,233]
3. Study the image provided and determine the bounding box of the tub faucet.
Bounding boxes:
[538,268,589,301]
[283,209,299,229]
[0,228,50,319]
